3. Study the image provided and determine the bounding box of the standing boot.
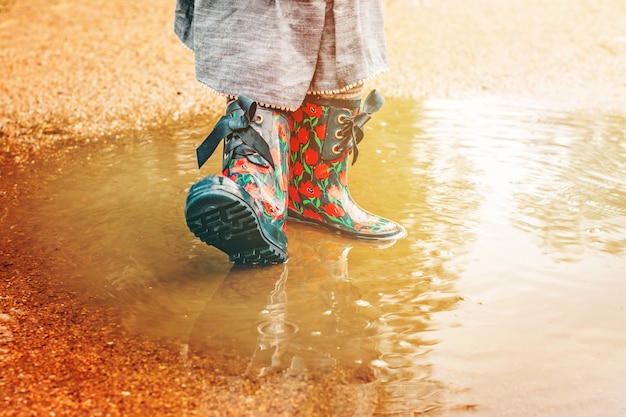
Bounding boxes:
[288,90,406,240]
[185,96,290,265]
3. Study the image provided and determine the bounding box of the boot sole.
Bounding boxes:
[288,209,407,241]
[186,176,287,265]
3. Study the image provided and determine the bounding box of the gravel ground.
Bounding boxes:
[0,0,218,158]
[1,0,624,158]
[1,0,625,416]
[380,0,626,112]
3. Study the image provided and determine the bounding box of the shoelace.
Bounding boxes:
[336,89,385,165]
[196,95,273,170]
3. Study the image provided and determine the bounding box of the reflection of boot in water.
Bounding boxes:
[243,264,299,379]
[285,226,380,416]
[186,264,290,377]
[183,230,382,416]
[184,264,306,416]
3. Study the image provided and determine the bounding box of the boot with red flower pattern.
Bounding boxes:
[185,96,290,265]
[288,90,406,240]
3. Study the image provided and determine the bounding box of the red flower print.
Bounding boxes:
[304,148,319,165]
[302,103,322,119]
[296,126,309,145]
[315,124,326,142]
[298,180,321,199]
[313,163,330,180]
[321,202,345,218]
[262,201,280,220]
[277,123,289,141]
[302,208,324,222]
[292,160,304,177]
[327,185,343,201]
[244,181,259,196]
[339,166,348,186]
[291,108,303,124]
[290,135,300,152]
[256,164,270,175]
[230,158,249,174]
[289,184,301,204]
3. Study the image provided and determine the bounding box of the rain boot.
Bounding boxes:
[288,90,406,240]
[185,96,290,265]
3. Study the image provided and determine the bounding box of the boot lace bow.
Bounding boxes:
[195,95,273,170]
[336,89,385,165]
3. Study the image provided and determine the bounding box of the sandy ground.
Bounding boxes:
[382,0,626,111]
[0,0,219,159]
[1,0,625,157]
[1,0,625,415]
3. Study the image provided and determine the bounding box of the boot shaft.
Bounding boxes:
[222,103,290,225]
[290,96,361,164]
[185,97,291,265]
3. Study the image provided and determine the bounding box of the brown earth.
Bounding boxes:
[0,0,220,161]
[1,0,625,415]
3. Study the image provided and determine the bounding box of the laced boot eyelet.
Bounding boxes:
[334,129,343,139]
[332,144,342,155]
[254,114,264,124]
[337,114,347,124]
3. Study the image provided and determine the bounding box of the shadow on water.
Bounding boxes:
[6,96,626,416]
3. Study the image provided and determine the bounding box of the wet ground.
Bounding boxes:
[2,0,626,416]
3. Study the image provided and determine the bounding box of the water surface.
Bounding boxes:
[13,96,626,416]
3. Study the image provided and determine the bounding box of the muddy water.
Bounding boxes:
[11,97,626,416]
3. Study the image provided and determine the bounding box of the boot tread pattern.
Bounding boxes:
[187,199,286,265]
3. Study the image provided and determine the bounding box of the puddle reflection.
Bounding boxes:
[183,226,460,416]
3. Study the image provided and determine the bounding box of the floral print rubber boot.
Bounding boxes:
[288,90,406,240]
[185,96,290,265]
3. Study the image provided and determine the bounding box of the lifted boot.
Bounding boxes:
[185,96,290,265]
[288,90,406,240]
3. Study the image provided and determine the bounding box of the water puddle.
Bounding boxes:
[4,96,626,416]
